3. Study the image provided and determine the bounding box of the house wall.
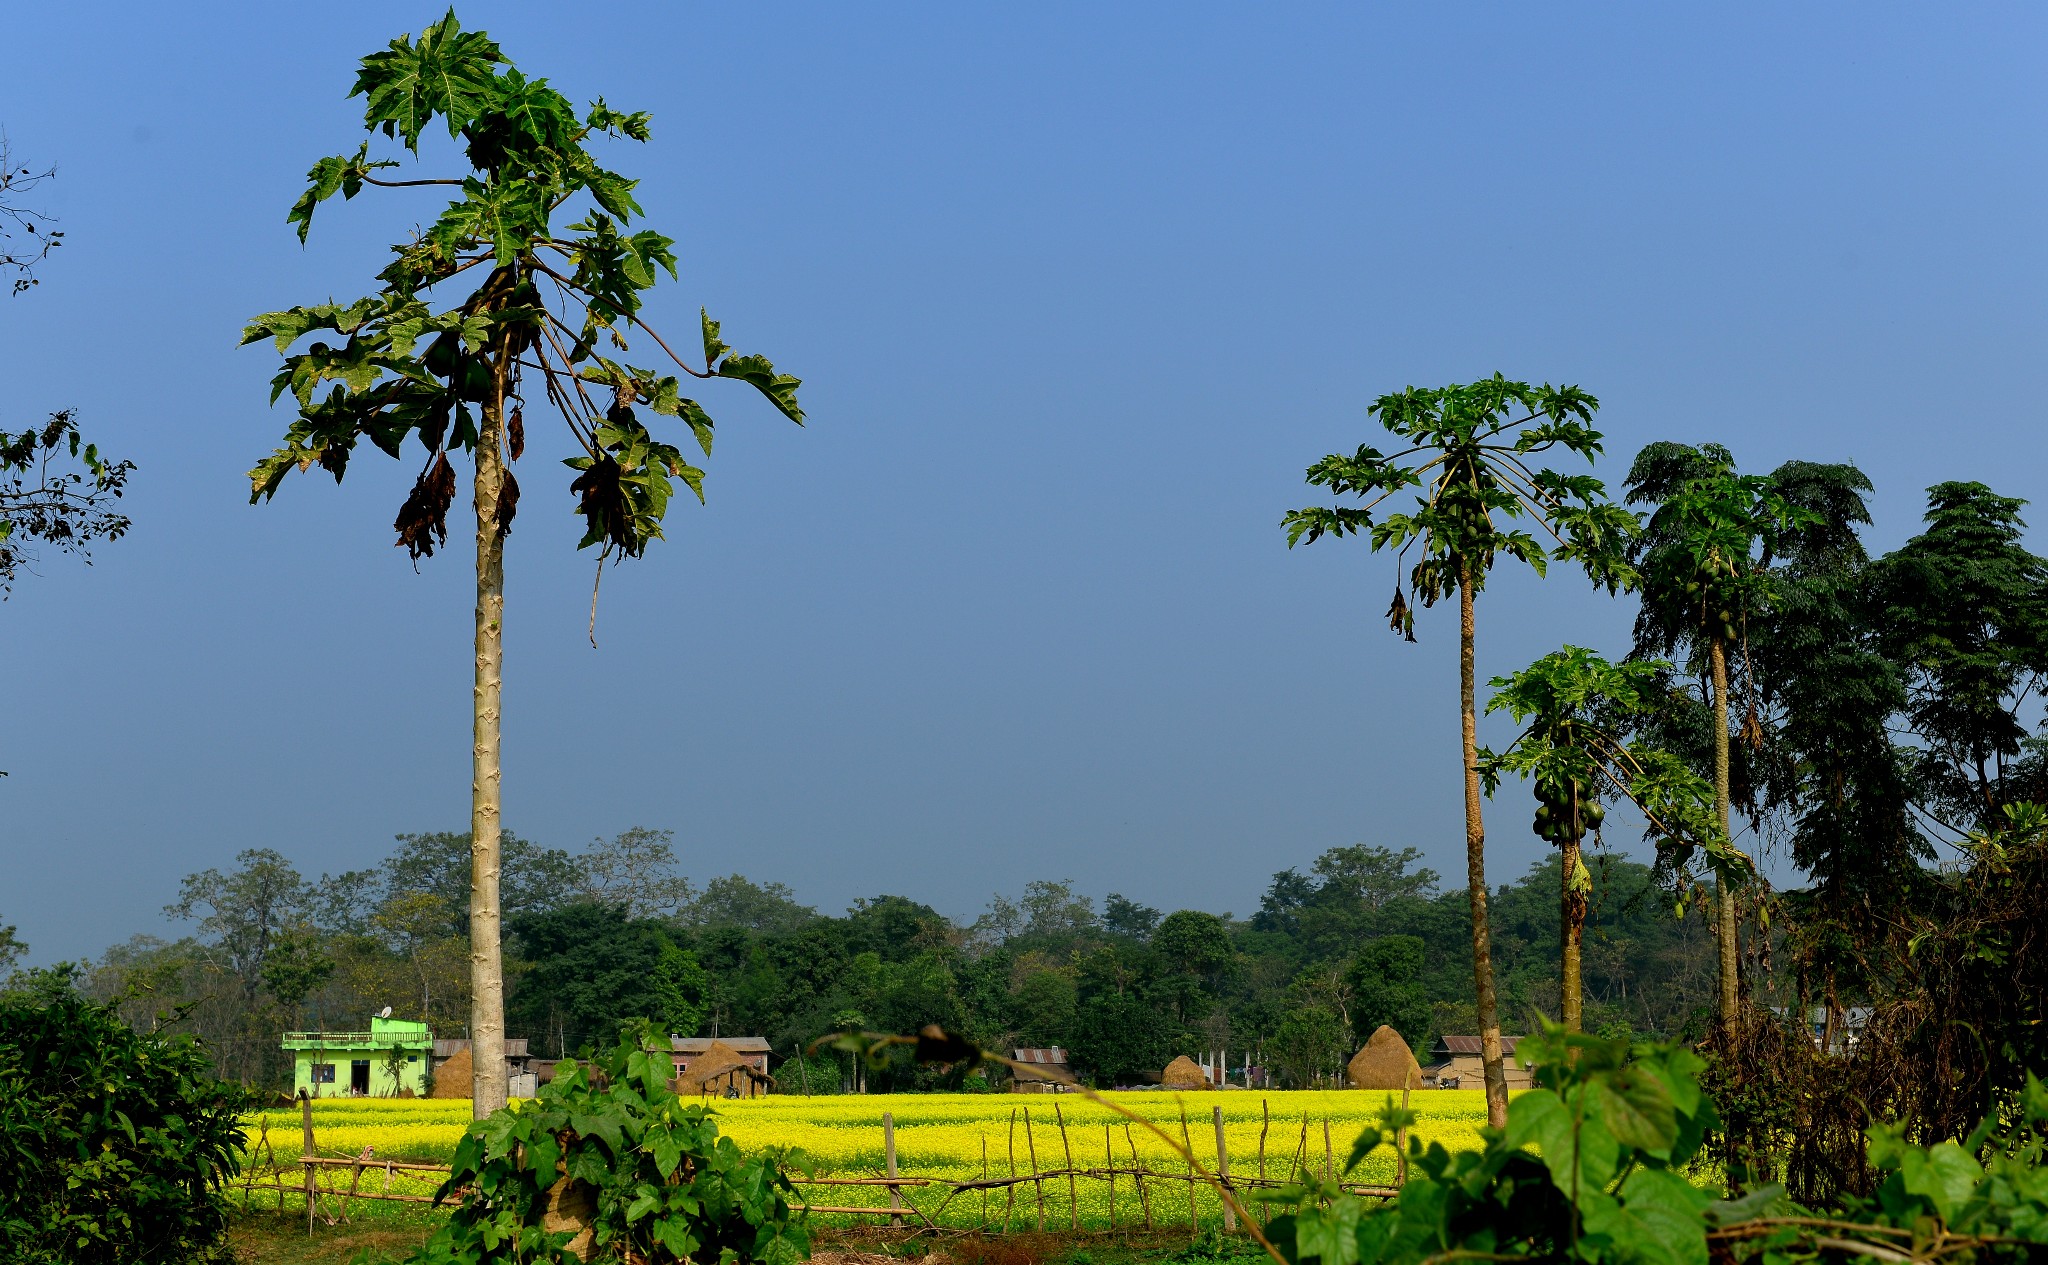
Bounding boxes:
[1430,1054,1535,1090]
[293,1047,431,1098]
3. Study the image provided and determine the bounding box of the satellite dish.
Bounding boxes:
[380,1006,393,1018]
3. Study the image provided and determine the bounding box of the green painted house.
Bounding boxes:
[283,1015,434,1098]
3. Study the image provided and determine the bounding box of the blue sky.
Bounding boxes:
[3,3,2043,963]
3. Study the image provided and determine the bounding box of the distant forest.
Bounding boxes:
[17,827,1717,1091]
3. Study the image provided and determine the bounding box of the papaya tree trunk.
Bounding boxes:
[1560,831,1585,1036]
[468,340,510,1119]
[1460,564,1508,1128]
[1708,634,1739,1042]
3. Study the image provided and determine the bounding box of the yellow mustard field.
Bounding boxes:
[244,1089,1492,1229]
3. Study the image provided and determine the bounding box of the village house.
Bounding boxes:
[1009,1047,1072,1092]
[431,1037,539,1098]
[1419,1035,1536,1090]
[283,1014,433,1098]
[668,1036,775,1098]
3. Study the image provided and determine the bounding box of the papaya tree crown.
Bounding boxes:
[1283,374,1639,640]
[243,9,802,563]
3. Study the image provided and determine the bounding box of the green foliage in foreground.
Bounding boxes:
[0,976,249,1264]
[402,1024,807,1264]
[1266,1029,2048,1265]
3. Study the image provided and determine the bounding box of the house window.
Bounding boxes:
[311,1064,336,1084]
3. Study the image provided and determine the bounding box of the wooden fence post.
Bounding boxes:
[299,1090,316,1235]
[1023,1106,1045,1232]
[1178,1104,1197,1233]
[1213,1105,1235,1232]
[1053,1101,1078,1232]
[1323,1118,1333,1181]
[1004,1109,1018,1233]
[882,1111,904,1230]
[1258,1099,1269,1185]
[1397,1086,1411,1186]
[981,1133,990,1230]
[1125,1122,1153,1231]
[1105,1124,1116,1234]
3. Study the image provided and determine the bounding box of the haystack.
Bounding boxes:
[674,1039,770,1097]
[1160,1055,1211,1090]
[1346,1025,1423,1091]
[431,1046,472,1099]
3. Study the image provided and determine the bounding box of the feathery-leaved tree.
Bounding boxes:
[1623,444,1810,1045]
[244,12,802,1115]
[1477,645,1745,1037]
[1283,375,1635,1126]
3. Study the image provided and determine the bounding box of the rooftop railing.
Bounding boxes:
[281,1031,431,1047]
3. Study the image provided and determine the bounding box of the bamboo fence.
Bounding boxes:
[235,1093,1406,1235]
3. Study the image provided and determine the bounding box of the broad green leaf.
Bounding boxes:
[1898,1141,1983,1222]
[715,353,804,425]
[1581,1168,1712,1265]
[353,9,504,149]
[701,309,730,366]
[1592,1065,1678,1156]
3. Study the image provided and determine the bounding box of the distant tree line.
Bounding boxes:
[19,829,1706,1092]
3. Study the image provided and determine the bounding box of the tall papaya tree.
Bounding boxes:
[1283,375,1636,1126]
[1622,444,1808,1045]
[244,12,803,1115]
[1477,645,1745,1037]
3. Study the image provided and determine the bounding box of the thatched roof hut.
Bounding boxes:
[1346,1025,1423,1091]
[673,1039,774,1098]
[430,1046,471,1099]
[1161,1054,1211,1090]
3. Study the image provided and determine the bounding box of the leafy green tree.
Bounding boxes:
[1008,963,1078,1046]
[319,829,580,938]
[164,848,312,1002]
[1744,462,1919,1033]
[0,411,132,598]
[678,875,819,936]
[1102,893,1162,940]
[1069,991,1178,1086]
[243,13,802,1114]
[507,903,705,1055]
[573,826,694,920]
[0,920,22,977]
[1478,646,1737,1035]
[1285,375,1636,1124]
[257,928,334,1020]
[1346,935,1430,1050]
[1271,987,1348,1088]
[1624,442,1812,1041]
[650,938,710,1039]
[1870,482,2048,829]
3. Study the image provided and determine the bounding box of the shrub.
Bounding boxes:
[1265,1028,2048,1265]
[403,1024,809,1264]
[0,973,248,1264]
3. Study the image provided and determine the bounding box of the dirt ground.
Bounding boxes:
[229,1214,1265,1265]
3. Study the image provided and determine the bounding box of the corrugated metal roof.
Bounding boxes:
[670,1036,773,1054]
[1432,1035,1521,1056]
[433,1038,529,1058]
[1011,1048,1068,1064]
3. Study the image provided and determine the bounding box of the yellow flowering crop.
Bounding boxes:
[240,1089,1493,1230]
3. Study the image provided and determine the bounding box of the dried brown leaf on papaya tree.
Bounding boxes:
[394,451,456,560]
[570,455,633,554]
[496,467,519,539]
